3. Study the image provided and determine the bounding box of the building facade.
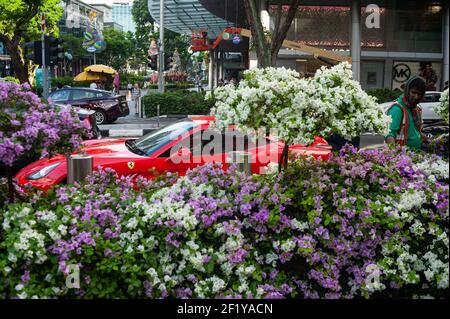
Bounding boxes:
[112,0,136,33]
[148,0,449,91]
[269,1,447,91]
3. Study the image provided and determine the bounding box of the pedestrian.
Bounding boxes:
[90,81,98,90]
[132,83,142,116]
[444,80,449,91]
[113,73,120,94]
[127,82,133,100]
[385,76,430,150]
[57,82,63,90]
[419,62,438,91]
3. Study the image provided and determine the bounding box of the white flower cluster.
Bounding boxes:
[208,62,391,145]
[2,206,49,265]
[433,89,449,123]
[413,157,449,181]
[394,189,427,220]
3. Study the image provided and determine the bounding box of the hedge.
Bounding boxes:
[142,91,214,117]
[367,88,402,103]
[146,83,195,91]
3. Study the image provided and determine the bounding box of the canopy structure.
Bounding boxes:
[84,64,117,75]
[148,0,235,39]
[74,71,107,82]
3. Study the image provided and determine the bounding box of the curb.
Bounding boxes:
[100,128,155,138]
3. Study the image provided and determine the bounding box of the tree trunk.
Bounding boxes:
[243,0,300,67]
[6,166,14,204]
[278,142,290,172]
[3,36,29,83]
[244,0,270,68]
[270,0,301,67]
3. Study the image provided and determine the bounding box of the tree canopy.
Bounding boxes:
[0,0,63,82]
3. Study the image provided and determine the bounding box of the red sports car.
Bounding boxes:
[15,116,332,191]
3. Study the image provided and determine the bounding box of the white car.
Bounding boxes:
[381,91,442,123]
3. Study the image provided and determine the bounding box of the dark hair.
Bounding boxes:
[408,77,426,94]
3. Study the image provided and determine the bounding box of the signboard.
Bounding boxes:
[191,29,209,51]
[392,61,443,91]
[35,68,43,88]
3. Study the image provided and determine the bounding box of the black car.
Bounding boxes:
[48,88,130,125]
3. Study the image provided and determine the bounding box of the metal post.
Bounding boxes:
[41,33,48,99]
[157,103,160,127]
[227,151,252,175]
[351,0,361,81]
[443,1,449,88]
[208,50,214,90]
[67,154,93,185]
[93,52,96,65]
[158,0,165,94]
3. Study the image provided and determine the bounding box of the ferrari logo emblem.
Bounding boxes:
[127,161,135,170]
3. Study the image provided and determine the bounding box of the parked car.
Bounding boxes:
[380,91,442,123]
[51,103,100,139]
[48,88,129,125]
[15,116,332,190]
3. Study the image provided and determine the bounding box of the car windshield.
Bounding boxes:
[133,120,196,156]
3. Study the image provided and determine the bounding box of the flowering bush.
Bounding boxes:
[433,89,449,124]
[281,145,448,298]
[207,62,391,146]
[0,146,448,299]
[0,82,90,168]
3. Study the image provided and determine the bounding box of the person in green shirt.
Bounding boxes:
[385,76,430,150]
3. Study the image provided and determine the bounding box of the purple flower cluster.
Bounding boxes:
[0,82,89,167]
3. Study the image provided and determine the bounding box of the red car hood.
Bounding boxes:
[80,138,139,157]
[15,138,140,190]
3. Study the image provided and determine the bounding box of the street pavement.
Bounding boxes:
[98,89,180,137]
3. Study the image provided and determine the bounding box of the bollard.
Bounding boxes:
[157,104,160,127]
[67,154,93,185]
[227,151,252,175]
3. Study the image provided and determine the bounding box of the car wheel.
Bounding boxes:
[94,110,107,125]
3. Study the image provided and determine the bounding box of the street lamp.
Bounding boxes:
[158,0,165,94]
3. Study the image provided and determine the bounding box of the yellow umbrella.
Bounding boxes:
[73,71,106,82]
[84,64,116,75]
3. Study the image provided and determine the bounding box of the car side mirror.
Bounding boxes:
[167,147,192,164]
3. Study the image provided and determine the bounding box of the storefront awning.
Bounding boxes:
[148,0,235,38]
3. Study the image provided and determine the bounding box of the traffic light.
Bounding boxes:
[147,54,157,70]
[45,36,64,66]
[164,53,173,71]
[23,41,42,65]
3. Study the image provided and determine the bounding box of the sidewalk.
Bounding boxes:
[98,115,182,137]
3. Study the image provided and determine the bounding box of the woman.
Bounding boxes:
[113,73,120,94]
[132,83,142,116]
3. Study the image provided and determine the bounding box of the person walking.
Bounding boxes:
[132,83,142,116]
[385,76,430,150]
[127,82,133,100]
[113,73,120,94]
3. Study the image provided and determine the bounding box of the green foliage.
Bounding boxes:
[50,76,90,88]
[97,28,135,73]
[367,88,403,103]
[2,76,20,84]
[145,83,195,91]
[120,73,145,88]
[142,91,214,117]
[60,34,84,60]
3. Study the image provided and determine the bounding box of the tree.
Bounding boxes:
[0,0,62,83]
[96,28,134,73]
[243,0,300,67]
[131,0,191,71]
